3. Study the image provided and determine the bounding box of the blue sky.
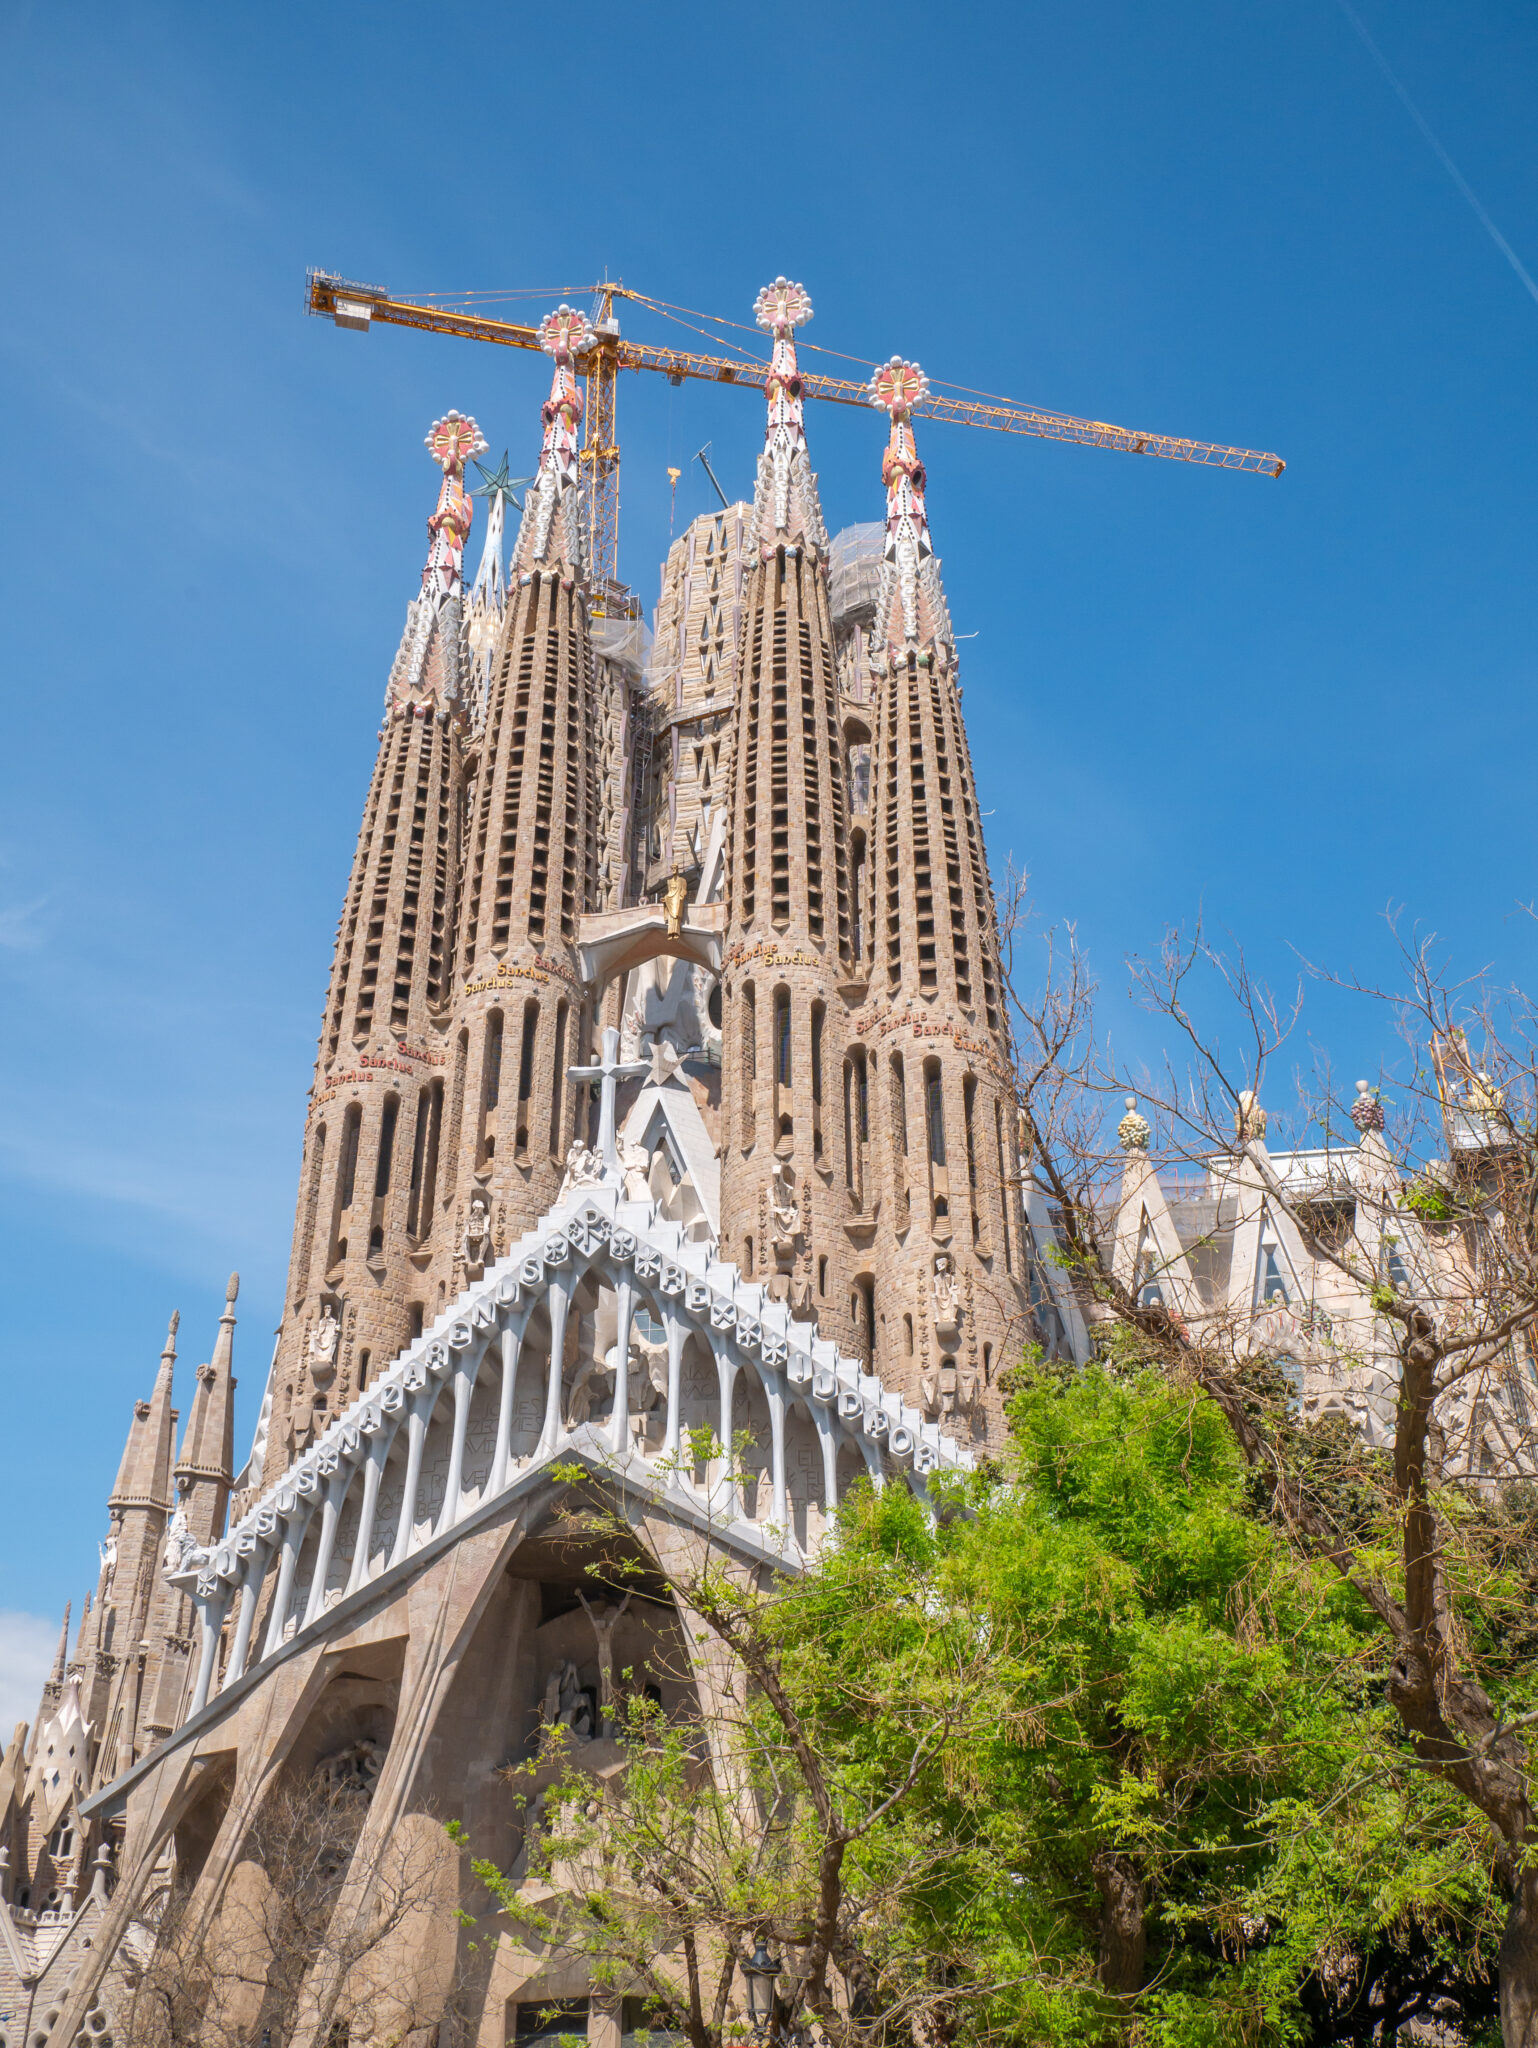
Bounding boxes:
[2,0,1536,1684]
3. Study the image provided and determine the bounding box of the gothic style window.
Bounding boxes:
[338,1104,361,1211]
[549,1000,569,1159]
[374,1096,399,1198]
[925,1064,946,1167]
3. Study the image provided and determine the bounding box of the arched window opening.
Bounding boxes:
[338,1104,361,1211]
[963,1075,981,1247]
[479,1010,504,1165]
[741,983,757,1150]
[856,1275,876,1372]
[373,1095,399,1198]
[810,1000,825,1159]
[549,999,569,1158]
[516,1000,539,1157]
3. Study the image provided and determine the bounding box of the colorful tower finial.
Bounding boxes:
[514,304,594,570]
[421,411,486,602]
[869,357,933,646]
[752,278,822,547]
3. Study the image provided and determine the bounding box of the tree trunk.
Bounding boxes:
[1091,1849,1145,2006]
[1501,1865,1538,2048]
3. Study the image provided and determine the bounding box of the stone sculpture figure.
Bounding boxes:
[931,1253,962,1351]
[557,1141,606,1200]
[307,1304,341,1386]
[553,1658,593,1740]
[463,1191,494,1271]
[663,868,689,940]
[619,1138,654,1203]
[770,1160,800,1272]
[577,1589,633,1734]
[162,1507,192,1576]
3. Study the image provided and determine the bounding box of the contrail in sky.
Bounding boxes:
[1335,0,1538,310]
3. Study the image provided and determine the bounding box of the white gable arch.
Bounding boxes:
[171,1183,975,1717]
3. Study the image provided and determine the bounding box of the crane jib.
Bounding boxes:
[304,268,1285,580]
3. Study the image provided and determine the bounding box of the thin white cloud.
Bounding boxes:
[0,895,49,950]
[0,1610,60,1736]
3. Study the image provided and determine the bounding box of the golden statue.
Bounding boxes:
[663,868,688,939]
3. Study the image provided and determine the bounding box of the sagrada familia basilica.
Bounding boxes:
[2,281,1530,2048]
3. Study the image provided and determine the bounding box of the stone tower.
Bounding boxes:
[132,1275,241,1745]
[448,305,604,1268]
[720,280,858,1352]
[266,412,485,1474]
[92,1315,179,1781]
[853,361,1026,1440]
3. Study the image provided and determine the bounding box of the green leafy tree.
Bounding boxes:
[458,1371,1500,2046]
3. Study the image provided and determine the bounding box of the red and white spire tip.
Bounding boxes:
[421,411,486,601]
[539,304,595,363]
[515,305,594,570]
[868,359,934,647]
[753,278,822,547]
[754,277,814,338]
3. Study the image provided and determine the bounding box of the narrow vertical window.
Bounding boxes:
[741,983,757,1150]
[995,1101,1014,1274]
[420,1080,443,1238]
[479,1011,504,1166]
[549,999,569,1159]
[406,1086,431,1237]
[374,1095,399,1197]
[338,1104,361,1211]
[810,1001,824,1158]
[516,1000,539,1155]
[925,1065,946,1166]
[775,989,792,1087]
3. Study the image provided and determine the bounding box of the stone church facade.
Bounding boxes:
[0,284,1068,2048]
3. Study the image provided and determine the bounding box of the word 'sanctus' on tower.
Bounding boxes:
[720,280,859,1352]
[856,358,1026,1438]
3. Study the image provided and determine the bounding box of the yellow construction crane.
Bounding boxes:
[307,271,1284,603]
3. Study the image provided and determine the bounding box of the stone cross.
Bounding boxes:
[569,1026,649,1181]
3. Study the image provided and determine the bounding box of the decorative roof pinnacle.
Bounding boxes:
[421,412,487,602]
[1235,1089,1268,1141]
[514,306,595,571]
[868,357,934,646]
[1118,1094,1152,1152]
[751,279,821,547]
[1350,1079,1386,1136]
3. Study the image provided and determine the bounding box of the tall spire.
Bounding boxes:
[392,411,487,710]
[513,305,593,574]
[853,361,1024,1433]
[467,452,529,690]
[110,1312,177,1512]
[421,411,486,602]
[751,277,826,552]
[48,1603,71,1688]
[174,1274,238,1546]
[869,358,951,651]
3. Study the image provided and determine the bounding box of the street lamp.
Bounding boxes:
[741,1935,782,2043]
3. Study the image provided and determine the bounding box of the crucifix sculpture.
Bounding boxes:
[569,1026,649,1181]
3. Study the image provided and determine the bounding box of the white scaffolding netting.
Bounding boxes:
[828,522,886,632]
